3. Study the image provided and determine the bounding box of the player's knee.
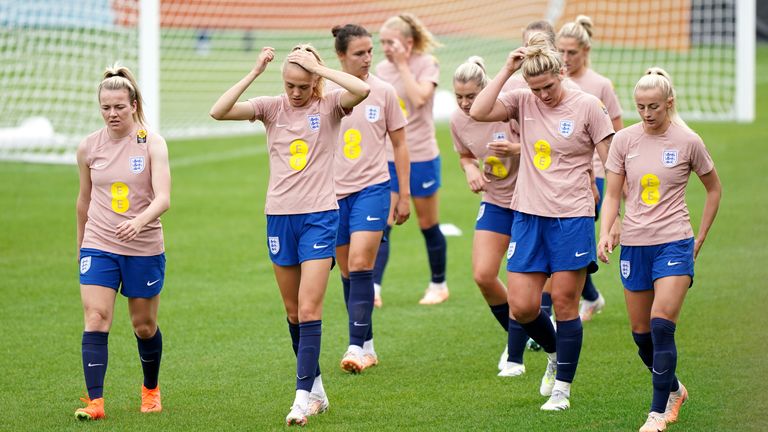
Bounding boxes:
[347,255,373,272]
[298,305,321,322]
[473,270,499,294]
[132,320,157,339]
[509,301,539,323]
[84,308,111,331]
[551,291,579,315]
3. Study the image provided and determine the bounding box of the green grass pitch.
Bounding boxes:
[1,46,767,431]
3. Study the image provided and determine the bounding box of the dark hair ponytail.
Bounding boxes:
[332,24,371,54]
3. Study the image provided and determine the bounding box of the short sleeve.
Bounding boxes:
[450,117,470,154]
[384,84,408,132]
[248,96,277,123]
[416,55,440,86]
[585,94,615,145]
[498,89,523,123]
[601,80,623,120]
[689,135,715,176]
[605,130,628,175]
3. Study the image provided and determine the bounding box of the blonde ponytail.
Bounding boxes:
[521,32,563,78]
[453,56,488,88]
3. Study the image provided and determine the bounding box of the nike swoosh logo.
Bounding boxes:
[627,154,640,159]
[575,251,589,257]
[366,216,381,221]
[93,162,107,168]
[556,361,572,365]
[524,117,534,121]
[353,321,369,327]
[276,123,288,127]
[297,375,309,380]
[422,180,436,189]
[651,368,669,375]
[140,357,154,363]
[667,260,682,266]
[88,363,104,367]
[313,243,328,249]
[147,279,160,286]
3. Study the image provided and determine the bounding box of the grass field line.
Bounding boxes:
[170,144,266,168]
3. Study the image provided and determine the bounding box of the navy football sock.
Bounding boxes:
[82,331,109,399]
[288,319,320,378]
[540,292,553,317]
[348,270,374,347]
[650,317,678,413]
[519,311,557,353]
[632,331,654,370]
[296,320,322,392]
[136,327,162,389]
[507,319,528,364]
[421,224,447,283]
[489,303,509,332]
[555,318,583,383]
[342,276,350,306]
[581,274,599,301]
[372,226,392,285]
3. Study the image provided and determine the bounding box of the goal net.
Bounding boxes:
[0,0,754,163]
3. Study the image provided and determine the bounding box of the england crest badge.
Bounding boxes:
[307,114,321,132]
[662,149,678,167]
[80,256,91,274]
[476,203,486,221]
[268,236,280,254]
[620,260,631,278]
[129,156,145,174]
[558,119,575,138]
[507,242,516,259]
[365,105,381,122]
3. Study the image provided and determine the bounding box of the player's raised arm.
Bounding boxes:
[209,47,275,120]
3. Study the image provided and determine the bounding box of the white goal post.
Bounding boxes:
[0,0,756,164]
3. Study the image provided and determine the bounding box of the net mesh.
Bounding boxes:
[0,0,740,163]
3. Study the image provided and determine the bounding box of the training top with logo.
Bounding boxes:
[80,126,164,256]
[606,122,714,246]
[570,68,622,179]
[376,53,440,162]
[450,109,519,208]
[501,75,582,139]
[498,88,614,218]
[329,74,407,199]
[249,90,348,215]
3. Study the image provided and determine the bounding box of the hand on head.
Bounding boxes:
[505,47,527,74]
[286,49,320,73]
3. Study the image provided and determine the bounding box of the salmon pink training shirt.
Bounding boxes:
[606,122,714,246]
[450,110,519,208]
[249,90,348,215]
[329,74,407,199]
[376,53,440,162]
[498,88,614,218]
[81,126,164,256]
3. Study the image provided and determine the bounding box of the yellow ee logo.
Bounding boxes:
[289,139,309,171]
[110,182,130,213]
[640,173,661,205]
[533,139,552,170]
[484,156,509,178]
[398,97,408,118]
[343,128,362,160]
